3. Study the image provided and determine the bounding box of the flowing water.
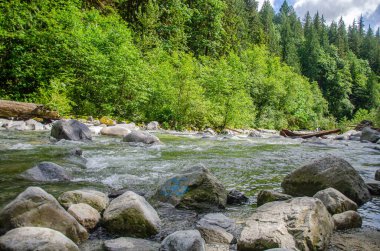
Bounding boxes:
[0,130,379,234]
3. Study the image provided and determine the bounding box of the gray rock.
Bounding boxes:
[0,187,88,244]
[104,237,160,251]
[101,126,131,136]
[123,130,160,144]
[203,128,216,135]
[20,161,71,181]
[117,122,138,130]
[4,120,27,130]
[227,189,248,205]
[333,210,362,230]
[25,119,44,131]
[147,121,160,130]
[366,179,380,195]
[264,249,293,251]
[196,213,236,244]
[58,189,109,212]
[257,190,292,206]
[360,127,380,143]
[376,169,380,181]
[155,165,227,210]
[281,156,371,205]
[205,243,229,251]
[313,187,358,214]
[161,230,206,251]
[103,191,161,237]
[51,119,92,141]
[89,125,105,135]
[0,227,79,251]
[248,130,262,138]
[238,197,334,251]
[68,203,100,230]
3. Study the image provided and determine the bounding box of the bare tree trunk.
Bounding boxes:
[0,100,60,120]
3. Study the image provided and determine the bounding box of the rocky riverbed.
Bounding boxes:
[0,119,379,250]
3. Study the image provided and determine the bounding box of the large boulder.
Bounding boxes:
[100,126,131,136]
[0,227,79,251]
[313,187,357,214]
[196,213,236,245]
[123,130,160,144]
[332,211,362,230]
[103,191,161,237]
[160,230,206,251]
[238,197,334,251]
[67,203,100,230]
[360,127,380,143]
[104,237,160,251]
[58,189,109,212]
[155,165,227,210]
[51,119,92,141]
[281,157,371,205]
[256,190,292,206]
[20,161,71,181]
[0,187,88,243]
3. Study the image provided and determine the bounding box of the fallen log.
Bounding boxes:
[280,129,341,139]
[0,100,60,120]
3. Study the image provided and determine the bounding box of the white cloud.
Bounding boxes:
[293,0,380,27]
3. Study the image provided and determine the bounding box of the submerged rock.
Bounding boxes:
[68,203,100,230]
[25,119,44,131]
[333,210,362,230]
[20,161,71,181]
[51,119,92,141]
[146,121,160,130]
[256,190,292,206]
[196,213,236,245]
[155,165,227,210]
[103,191,161,237]
[123,130,160,144]
[58,189,109,212]
[227,189,249,205]
[104,237,160,251]
[281,156,371,205]
[160,230,206,251]
[0,227,79,251]
[0,187,88,243]
[313,187,358,214]
[360,127,380,143]
[238,197,334,251]
[366,179,380,195]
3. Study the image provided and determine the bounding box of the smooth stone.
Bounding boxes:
[51,119,92,141]
[0,187,88,244]
[248,130,262,137]
[196,213,236,244]
[333,210,362,230]
[313,187,358,214]
[89,125,105,135]
[160,230,206,251]
[100,126,131,136]
[25,119,44,130]
[5,120,27,130]
[281,156,371,205]
[58,189,109,212]
[205,243,229,251]
[20,161,71,181]
[146,121,160,130]
[155,165,227,210]
[68,203,100,230]
[103,191,161,237]
[360,126,380,143]
[238,197,334,251]
[227,189,249,205]
[0,227,79,251]
[123,130,160,144]
[117,122,138,130]
[104,237,160,251]
[366,179,380,195]
[257,190,292,206]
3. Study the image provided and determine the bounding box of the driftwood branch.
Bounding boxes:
[280,129,341,139]
[0,100,60,120]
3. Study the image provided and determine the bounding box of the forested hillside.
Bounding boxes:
[1,0,379,130]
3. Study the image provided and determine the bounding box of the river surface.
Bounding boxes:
[0,130,379,233]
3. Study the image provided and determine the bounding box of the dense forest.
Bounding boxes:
[0,0,379,130]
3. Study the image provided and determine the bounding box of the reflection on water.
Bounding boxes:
[0,130,379,229]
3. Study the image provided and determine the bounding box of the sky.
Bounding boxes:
[257,0,380,30]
